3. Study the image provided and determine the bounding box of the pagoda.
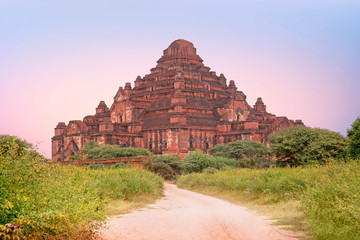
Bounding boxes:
[52,39,303,161]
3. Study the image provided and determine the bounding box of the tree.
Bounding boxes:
[270,127,348,166]
[347,117,360,158]
[84,144,151,159]
[182,150,237,173]
[208,140,270,168]
[0,135,32,158]
[209,140,269,159]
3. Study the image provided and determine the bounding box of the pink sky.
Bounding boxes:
[1,1,359,158]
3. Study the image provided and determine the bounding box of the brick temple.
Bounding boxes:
[52,39,303,161]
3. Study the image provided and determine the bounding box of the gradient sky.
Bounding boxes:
[1,0,359,158]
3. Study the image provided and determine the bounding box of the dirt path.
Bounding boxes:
[101,183,299,240]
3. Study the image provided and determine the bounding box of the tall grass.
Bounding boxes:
[0,136,163,239]
[177,160,360,239]
[301,161,360,239]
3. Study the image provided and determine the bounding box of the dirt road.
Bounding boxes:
[101,183,299,240]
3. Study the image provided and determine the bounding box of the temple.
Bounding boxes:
[52,39,303,161]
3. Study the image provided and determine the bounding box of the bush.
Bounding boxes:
[151,155,183,173]
[110,162,130,169]
[270,127,348,166]
[147,162,175,180]
[88,164,105,170]
[177,167,308,203]
[347,117,360,159]
[0,135,163,239]
[86,145,150,159]
[301,160,360,239]
[183,150,237,173]
[90,168,163,200]
[209,140,269,160]
[0,135,32,158]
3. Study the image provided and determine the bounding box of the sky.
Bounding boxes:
[1,0,359,158]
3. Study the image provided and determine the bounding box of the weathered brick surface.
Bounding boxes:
[52,39,303,161]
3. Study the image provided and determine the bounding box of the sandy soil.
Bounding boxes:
[101,183,299,240]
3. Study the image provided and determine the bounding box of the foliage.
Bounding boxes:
[177,166,308,203]
[89,168,163,200]
[86,145,150,159]
[151,155,183,173]
[0,223,21,240]
[177,160,360,239]
[88,164,105,170]
[208,140,271,169]
[0,135,163,239]
[270,126,348,166]
[202,167,218,174]
[147,162,175,180]
[110,162,131,169]
[209,140,269,160]
[0,135,32,158]
[347,117,360,159]
[301,160,360,239]
[68,152,82,160]
[182,150,237,173]
[80,141,99,154]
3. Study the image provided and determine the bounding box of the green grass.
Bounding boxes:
[177,160,360,240]
[0,138,163,239]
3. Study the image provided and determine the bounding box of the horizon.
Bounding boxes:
[1,0,359,158]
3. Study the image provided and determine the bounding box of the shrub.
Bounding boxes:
[347,117,360,159]
[301,160,360,239]
[177,167,308,203]
[270,127,348,166]
[110,162,130,169]
[151,155,183,173]
[209,140,269,160]
[183,150,236,173]
[86,145,150,159]
[0,135,32,158]
[0,135,163,239]
[88,164,105,170]
[147,162,175,180]
[69,152,83,160]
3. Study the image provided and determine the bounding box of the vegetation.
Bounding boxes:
[347,117,360,159]
[208,140,271,168]
[182,150,238,173]
[147,162,175,180]
[0,135,163,239]
[177,160,360,239]
[151,155,183,173]
[270,126,348,166]
[69,141,151,160]
[110,162,131,169]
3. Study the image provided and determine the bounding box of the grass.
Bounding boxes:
[177,160,360,240]
[0,137,164,239]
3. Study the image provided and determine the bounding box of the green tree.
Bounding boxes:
[347,117,360,158]
[208,140,270,168]
[85,144,150,159]
[270,127,348,166]
[182,150,237,173]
